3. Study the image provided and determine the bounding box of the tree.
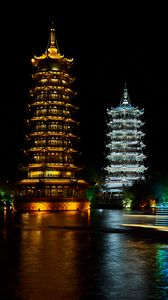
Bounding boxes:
[0,185,13,209]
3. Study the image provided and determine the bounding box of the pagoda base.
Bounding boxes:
[14,198,90,211]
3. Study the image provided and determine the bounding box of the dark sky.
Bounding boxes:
[0,2,167,180]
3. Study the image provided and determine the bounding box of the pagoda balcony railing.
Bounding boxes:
[105,168,147,173]
[109,126,142,130]
[34,142,69,147]
[111,144,146,149]
[107,135,144,139]
[28,174,76,179]
[106,174,145,178]
[109,129,145,135]
[110,152,146,157]
[106,147,143,152]
[31,116,76,123]
[106,170,146,175]
[106,151,144,155]
[33,86,74,95]
[34,113,71,119]
[48,125,64,130]
[107,140,144,145]
[108,137,144,142]
[106,161,146,165]
[29,131,78,138]
[108,119,143,124]
[30,159,71,164]
[37,80,69,87]
[109,158,146,162]
[110,122,144,127]
[106,156,146,161]
[33,75,74,85]
[109,110,144,116]
[34,124,72,131]
[32,70,72,79]
[32,94,70,101]
[31,93,73,101]
[107,162,146,167]
[35,83,69,89]
[106,161,146,166]
[32,127,73,134]
[106,176,142,181]
[108,115,141,120]
[32,103,76,112]
[107,142,140,146]
[35,112,65,117]
[105,164,146,169]
[28,146,77,152]
[109,125,144,131]
[31,116,64,122]
[34,113,64,118]
[28,162,72,167]
[27,163,78,169]
[31,128,74,134]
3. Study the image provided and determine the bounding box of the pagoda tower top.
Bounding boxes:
[119,83,131,106]
[110,83,143,114]
[45,22,61,57]
[31,22,73,65]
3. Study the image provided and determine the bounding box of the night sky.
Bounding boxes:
[0,3,167,181]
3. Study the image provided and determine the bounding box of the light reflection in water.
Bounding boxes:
[20,228,82,299]
[155,245,168,297]
[0,209,168,299]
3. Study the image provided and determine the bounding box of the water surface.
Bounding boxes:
[0,209,168,300]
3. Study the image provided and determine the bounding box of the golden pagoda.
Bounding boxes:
[15,24,89,211]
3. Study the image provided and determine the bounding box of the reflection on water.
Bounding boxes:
[155,245,168,298]
[0,209,168,299]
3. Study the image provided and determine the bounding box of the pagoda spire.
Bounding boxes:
[46,21,60,54]
[32,22,73,65]
[120,83,131,106]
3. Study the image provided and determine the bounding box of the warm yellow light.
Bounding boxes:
[15,201,90,211]
[149,198,156,208]
[29,170,62,178]
[45,171,60,177]
[122,223,168,232]
[66,172,71,176]
[31,58,36,64]
[29,171,43,178]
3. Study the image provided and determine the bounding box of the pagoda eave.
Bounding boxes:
[32,54,73,64]
[28,147,77,153]
[27,163,80,171]
[16,178,88,186]
[28,132,78,139]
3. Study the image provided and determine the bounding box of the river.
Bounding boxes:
[0,209,168,300]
